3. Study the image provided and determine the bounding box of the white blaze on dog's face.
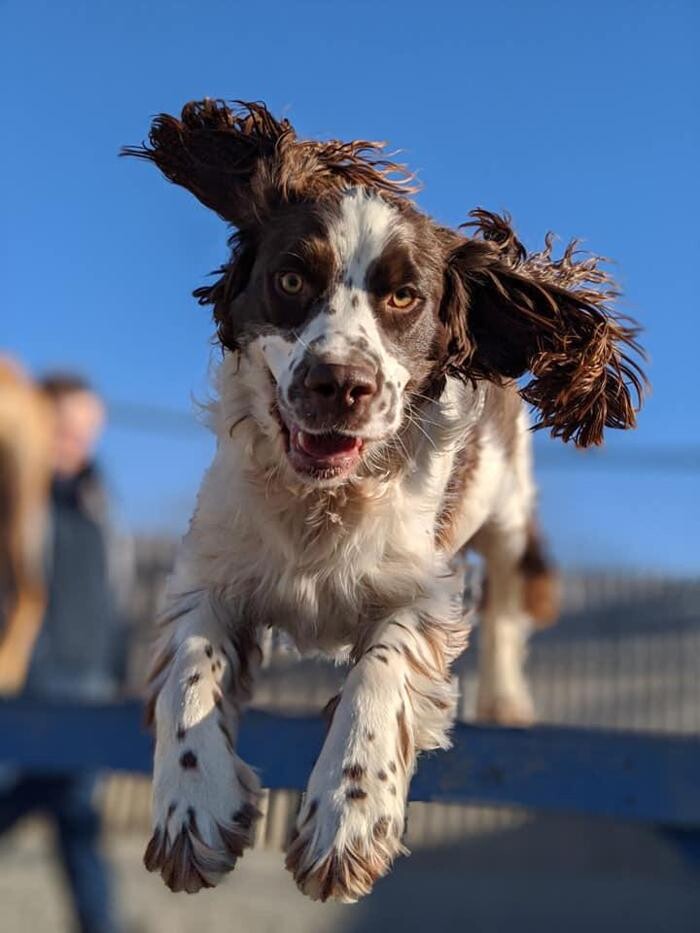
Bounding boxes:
[230,189,448,485]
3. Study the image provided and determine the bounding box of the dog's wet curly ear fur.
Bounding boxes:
[121,99,294,229]
[442,210,647,447]
[122,98,414,352]
[121,98,415,231]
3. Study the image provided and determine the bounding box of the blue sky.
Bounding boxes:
[2,0,699,573]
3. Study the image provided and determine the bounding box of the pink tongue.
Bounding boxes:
[298,431,361,459]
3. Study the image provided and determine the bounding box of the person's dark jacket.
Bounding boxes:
[22,466,126,701]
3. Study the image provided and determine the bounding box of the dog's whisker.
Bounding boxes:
[404,408,444,430]
[408,390,442,407]
[403,409,438,453]
[293,330,311,352]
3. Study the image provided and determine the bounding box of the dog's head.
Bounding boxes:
[124,99,645,484]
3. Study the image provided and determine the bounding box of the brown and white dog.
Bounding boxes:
[124,100,645,902]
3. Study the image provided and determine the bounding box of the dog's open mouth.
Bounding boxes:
[281,418,364,480]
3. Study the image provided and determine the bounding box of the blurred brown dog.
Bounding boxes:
[0,359,52,694]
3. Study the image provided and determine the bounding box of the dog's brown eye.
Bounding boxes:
[388,286,417,310]
[277,271,304,296]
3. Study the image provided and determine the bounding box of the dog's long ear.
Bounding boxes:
[121,98,414,229]
[441,210,646,447]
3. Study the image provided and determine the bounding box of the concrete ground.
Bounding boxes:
[1,808,699,933]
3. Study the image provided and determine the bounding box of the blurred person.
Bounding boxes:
[0,373,126,933]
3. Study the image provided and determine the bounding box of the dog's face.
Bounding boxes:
[229,190,447,483]
[124,99,645,467]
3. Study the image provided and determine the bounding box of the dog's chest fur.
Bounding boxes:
[174,361,479,653]
[184,451,450,652]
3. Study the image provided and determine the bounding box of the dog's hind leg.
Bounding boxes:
[474,520,536,725]
[143,585,262,893]
[286,594,469,903]
[471,407,559,726]
[473,515,559,726]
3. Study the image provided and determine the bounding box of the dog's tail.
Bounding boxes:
[520,520,561,629]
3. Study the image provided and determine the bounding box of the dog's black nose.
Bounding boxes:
[304,362,378,412]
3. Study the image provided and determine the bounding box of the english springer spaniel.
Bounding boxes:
[123,99,645,902]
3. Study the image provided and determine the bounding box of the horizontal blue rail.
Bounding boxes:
[1,700,699,830]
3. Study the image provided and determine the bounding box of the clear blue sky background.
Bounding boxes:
[2,0,698,573]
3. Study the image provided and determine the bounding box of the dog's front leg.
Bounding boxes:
[286,608,468,902]
[143,588,262,892]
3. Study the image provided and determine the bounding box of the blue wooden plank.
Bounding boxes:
[0,699,153,774]
[1,700,699,829]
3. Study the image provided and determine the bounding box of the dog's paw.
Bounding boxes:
[285,755,408,902]
[144,750,261,893]
[476,689,535,727]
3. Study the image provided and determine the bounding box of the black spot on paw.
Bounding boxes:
[373,816,390,838]
[233,802,258,830]
[180,751,198,770]
[187,673,200,687]
[205,645,213,658]
[377,770,388,781]
[346,787,368,801]
[388,761,397,774]
[343,764,365,781]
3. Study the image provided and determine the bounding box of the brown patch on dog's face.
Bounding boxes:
[221,203,340,343]
[363,214,450,398]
